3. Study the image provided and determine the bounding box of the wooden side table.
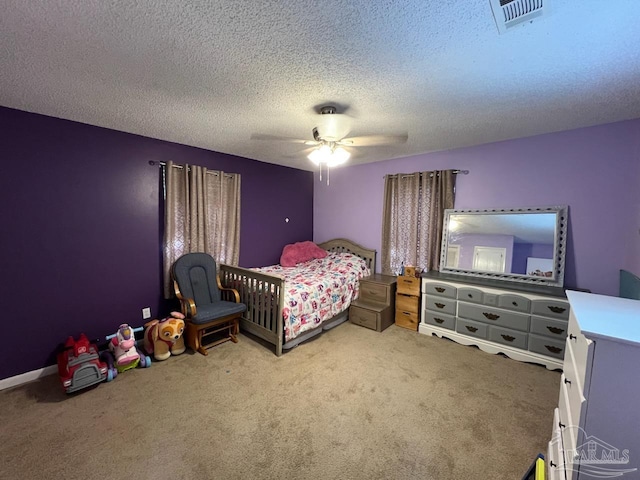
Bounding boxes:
[349,274,397,332]
[395,275,421,330]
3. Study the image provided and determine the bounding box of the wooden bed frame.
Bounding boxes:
[218,238,376,356]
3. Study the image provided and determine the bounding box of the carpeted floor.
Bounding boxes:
[0,323,560,480]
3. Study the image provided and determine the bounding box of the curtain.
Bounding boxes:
[381,170,455,276]
[163,161,241,298]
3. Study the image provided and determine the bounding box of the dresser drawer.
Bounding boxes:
[456,318,488,339]
[396,293,419,313]
[397,276,420,296]
[497,293,530,313]
[547,408,565,480]
[424,282,457,299]
[488,326,528,350]
[457,287,484,304]
[530,316,568,339]
[531,299,570,320]
[558,377,578,467]
[359,281,391,304]
[567,311,592,391]
[528,333,565,360]
[349,304,378,330]
[458,302,529,332]
[425,296,456,315]
[395,310,419,330]
[423,311,455,330]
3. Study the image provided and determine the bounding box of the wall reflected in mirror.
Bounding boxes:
[440,207,568,287]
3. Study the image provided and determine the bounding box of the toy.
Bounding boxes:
[143,312,186,361]
[57,334,108,393]
[101,324,151,381]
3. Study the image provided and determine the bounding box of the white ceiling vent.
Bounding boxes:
[490,0,548,34]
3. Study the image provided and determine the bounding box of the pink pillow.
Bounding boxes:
[280,241,328,267]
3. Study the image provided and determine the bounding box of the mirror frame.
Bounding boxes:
[439,206,568,287]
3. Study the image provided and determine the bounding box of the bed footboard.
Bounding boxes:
[218,264,286,356]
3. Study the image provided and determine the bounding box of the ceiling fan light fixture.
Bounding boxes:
[307,145,350,166]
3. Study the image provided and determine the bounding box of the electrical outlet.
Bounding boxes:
[142,307,151,319]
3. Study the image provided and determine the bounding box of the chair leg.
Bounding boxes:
[230,318,239,343]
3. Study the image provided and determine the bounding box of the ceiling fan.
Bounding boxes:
[251,105,408,183]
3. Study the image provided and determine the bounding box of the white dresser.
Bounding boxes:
[420,273,570,370]
[547,291,640,480]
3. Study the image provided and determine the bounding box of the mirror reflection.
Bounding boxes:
[440,207,567,287]
[445,213,556,277]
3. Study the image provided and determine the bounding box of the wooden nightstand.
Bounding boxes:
[349,274,397,332]
[395,275,421,330]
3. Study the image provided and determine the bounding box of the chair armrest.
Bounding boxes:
[173,279,197,317]
[217,275,241,303]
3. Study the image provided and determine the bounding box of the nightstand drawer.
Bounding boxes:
[359,282,391,304]
[397,276,420,295]
[396,293,419,314]
[349,304,378,330]
[395,310,419,330]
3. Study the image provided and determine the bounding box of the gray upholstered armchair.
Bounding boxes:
[171,253,246,355]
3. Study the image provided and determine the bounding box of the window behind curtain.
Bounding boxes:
[381,170,455,276]
[162,161,241,298]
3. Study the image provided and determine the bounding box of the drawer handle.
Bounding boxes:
[547,326,565,335]
[545,345,562,354]
[467,293,473,298]
[402,279,413,283]
[548,306,566,314]
[434,318,444,324]
[501,334,515,342]
[465,326,478,333]
[569,333,577,340]
[559,421,565,429]
[435,302,446,309]
[435,287,445,293]
[402,311,411,315]
[549,461,556,468]
[564,378,572,385]
[483,312,500,320]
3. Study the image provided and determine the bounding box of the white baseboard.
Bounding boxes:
[0,365,58,391]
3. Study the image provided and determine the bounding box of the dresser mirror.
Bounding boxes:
[439,206,568,287]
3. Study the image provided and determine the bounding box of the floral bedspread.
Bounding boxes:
[254,252,371,342]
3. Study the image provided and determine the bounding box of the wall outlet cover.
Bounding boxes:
[142,307,151,319]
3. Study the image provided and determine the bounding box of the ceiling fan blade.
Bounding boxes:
[339,134,408,147]
[250,133,309,144]
[282,146,319,159]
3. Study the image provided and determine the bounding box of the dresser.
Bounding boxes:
[420,272,570,370]
[349,274,397,332]
[396,274,421,330]
[547,291,640,480]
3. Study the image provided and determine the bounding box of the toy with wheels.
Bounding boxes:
[57,334,108,393]
[101,324,151,381]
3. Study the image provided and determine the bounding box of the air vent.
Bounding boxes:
[490,0,547,34]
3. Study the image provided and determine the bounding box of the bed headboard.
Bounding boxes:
[318,238,376,273]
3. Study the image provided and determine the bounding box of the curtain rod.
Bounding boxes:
[385,169,469,179]
[149,160,235,177]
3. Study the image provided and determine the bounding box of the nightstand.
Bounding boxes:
[395,275,421,330]
[349,274,397,332]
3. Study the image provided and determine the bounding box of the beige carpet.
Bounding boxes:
[0,323,560,480]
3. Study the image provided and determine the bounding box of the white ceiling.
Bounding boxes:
[1,1,639,172]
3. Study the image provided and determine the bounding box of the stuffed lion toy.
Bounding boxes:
[144,311,186,361]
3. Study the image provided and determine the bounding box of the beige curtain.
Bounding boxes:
[163,161,241,298]
[381,170,455,276]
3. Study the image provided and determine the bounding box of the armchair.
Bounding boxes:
[172,253,246,356]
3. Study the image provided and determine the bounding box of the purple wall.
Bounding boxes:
[512,243,554,275]
[314,118,640,296]
[450,234,514,272]
[0,107,313,380]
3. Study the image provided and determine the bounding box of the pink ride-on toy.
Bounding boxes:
[101,324,151,381]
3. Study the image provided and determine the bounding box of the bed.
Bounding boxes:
[218,238,376,356]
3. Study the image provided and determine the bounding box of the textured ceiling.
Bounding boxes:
[1,1,639,171]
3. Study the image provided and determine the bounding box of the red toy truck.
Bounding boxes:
[57,334,108,393]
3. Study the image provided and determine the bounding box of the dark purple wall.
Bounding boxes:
[0,107,313,380]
